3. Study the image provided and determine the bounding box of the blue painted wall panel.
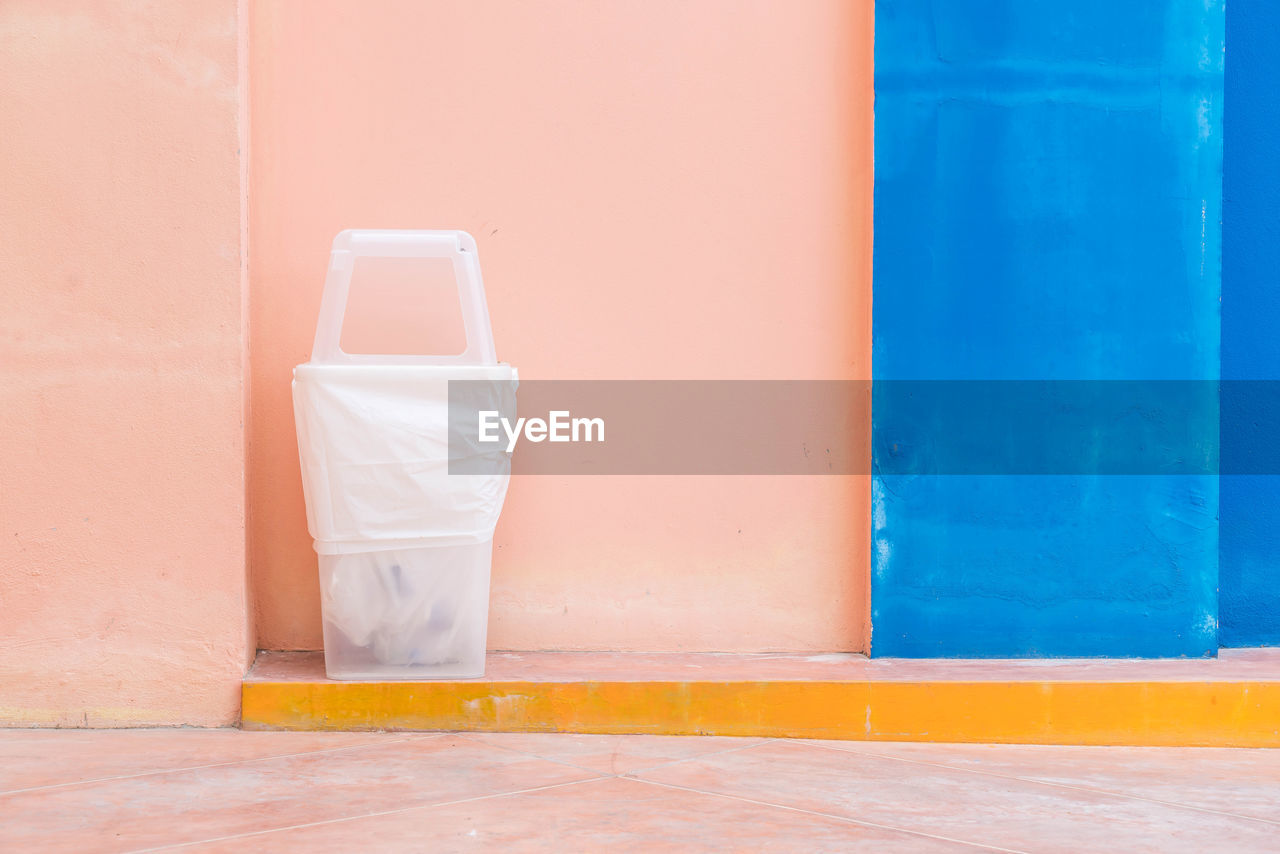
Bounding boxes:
[872,1,1224,657]
[1221,0,1280,646]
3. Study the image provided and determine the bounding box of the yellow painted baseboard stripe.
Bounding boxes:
[241,679,1280,747]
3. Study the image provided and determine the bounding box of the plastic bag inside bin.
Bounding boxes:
[319,541,492,668]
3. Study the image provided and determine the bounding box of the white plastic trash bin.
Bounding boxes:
[292,230,515,680]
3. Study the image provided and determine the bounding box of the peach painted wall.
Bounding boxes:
[249,0,874,651]
[0,1,250,725]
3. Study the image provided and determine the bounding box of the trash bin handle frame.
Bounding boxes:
[310,229,499,365]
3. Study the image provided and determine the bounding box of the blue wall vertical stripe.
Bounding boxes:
[872,1,1224,657]
[1221,0,1280,646]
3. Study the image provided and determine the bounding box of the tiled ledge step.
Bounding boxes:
[242,649,1280,746]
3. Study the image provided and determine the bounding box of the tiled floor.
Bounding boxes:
[2,729,1278,852]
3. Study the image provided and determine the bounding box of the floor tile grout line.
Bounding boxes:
[794,741,1280,828]
[0,734,436,798]
[624,777,1028,853]
[125,775,609,852]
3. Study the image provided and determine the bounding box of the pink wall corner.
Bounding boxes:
[249,0,874,652]
[0,0,251,726]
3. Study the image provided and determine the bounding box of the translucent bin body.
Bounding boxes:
[293,230,514,681]
[318,539,493,680]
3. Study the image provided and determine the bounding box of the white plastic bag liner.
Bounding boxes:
[294,363,514,545]
[292,229,514,679]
